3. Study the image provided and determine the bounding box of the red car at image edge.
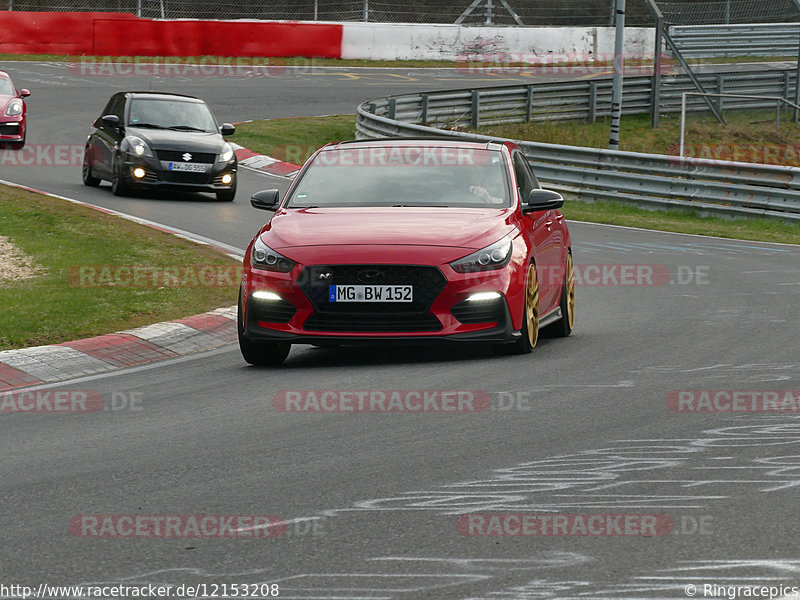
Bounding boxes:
[239,138,575,366]
[0,70,30,148]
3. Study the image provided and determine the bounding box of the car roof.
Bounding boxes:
[116,91,203,103]
[324,137,508,152]
[0,71,10,79]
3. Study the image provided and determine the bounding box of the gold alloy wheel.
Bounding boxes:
[525,263,540,348]
[566,252,575,330]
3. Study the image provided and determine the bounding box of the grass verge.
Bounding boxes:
[235,114,356,163]
[0,184,239,350]
[476,111,800,166]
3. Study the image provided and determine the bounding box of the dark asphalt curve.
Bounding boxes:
[2,61,800,598]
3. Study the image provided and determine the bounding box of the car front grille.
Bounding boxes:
[155,150,216,163]
[299,265,446,315]
[298,264,447,333]
[161,171,213,184]
[0,123,20,135]
[304,313,442,333]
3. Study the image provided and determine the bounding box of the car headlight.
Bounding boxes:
[5,100,22,117]
[450,236,513,273]
[251,237,295,273]
[220,142,234,162]
[123,135,153,158]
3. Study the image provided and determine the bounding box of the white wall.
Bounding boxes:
[341,23,656,62]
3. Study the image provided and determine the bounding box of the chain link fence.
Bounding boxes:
[3,0,796,28]
[3,0,656,25]
[657,0,800,25]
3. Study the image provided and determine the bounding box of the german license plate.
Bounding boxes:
[329,285,413,303]
[167,162,209,172]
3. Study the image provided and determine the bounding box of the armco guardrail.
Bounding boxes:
[356,69,800,221]
[361,70,798,127]
[670,23,800,58]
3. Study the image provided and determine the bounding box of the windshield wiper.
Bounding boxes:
[292,205,319,208]
[392,203,448,207]
[128,123,164,129]
[167,125,207,132]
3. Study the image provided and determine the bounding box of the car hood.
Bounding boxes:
[263,207,516,250]
[126,127,225,152]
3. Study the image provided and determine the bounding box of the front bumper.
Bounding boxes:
[0,117,24,142]
[242,262,525,345]
[121,155,237,193]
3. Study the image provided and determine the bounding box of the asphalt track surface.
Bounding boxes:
[2,61,800,598]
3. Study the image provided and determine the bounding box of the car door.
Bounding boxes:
[91,95,125,178]
[513,150,562,313]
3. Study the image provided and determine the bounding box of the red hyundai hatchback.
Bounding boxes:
[239,138,574,365]
[0,70,30,149]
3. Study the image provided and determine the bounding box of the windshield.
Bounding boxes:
[126,98,217,132]
[286,147,511,208]
[0,78,15,96]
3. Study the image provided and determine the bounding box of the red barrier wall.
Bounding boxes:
[0,12,343,58]
[0,12,136,55]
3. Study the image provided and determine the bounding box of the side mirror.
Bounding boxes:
[19,89,30,98]
[251,189,281,211]
[101,114,120,128]
[220,123,235,136]
[523,189,564,213]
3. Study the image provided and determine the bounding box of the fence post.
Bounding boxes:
[588,81,598,123]
[471,90,480,128]
[421,94,429,126]
[388,98,397,120]
[525,85,533,123]
[651,16,664,128]
[368,103,376,114]
[716,74,724,113]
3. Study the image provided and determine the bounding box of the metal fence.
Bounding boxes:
[356,69,800,221]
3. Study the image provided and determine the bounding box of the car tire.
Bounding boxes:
[82,148,101,187]
[496,262,539,355]
[216,184,236,202]
[542,251,575,338]
[238,290,290,366]
[111,156,130,197]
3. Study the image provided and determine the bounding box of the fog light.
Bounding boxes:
[252,290,281,301]
[221,173,233,185]
[466,291,502,302]
[132,167,146,179]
